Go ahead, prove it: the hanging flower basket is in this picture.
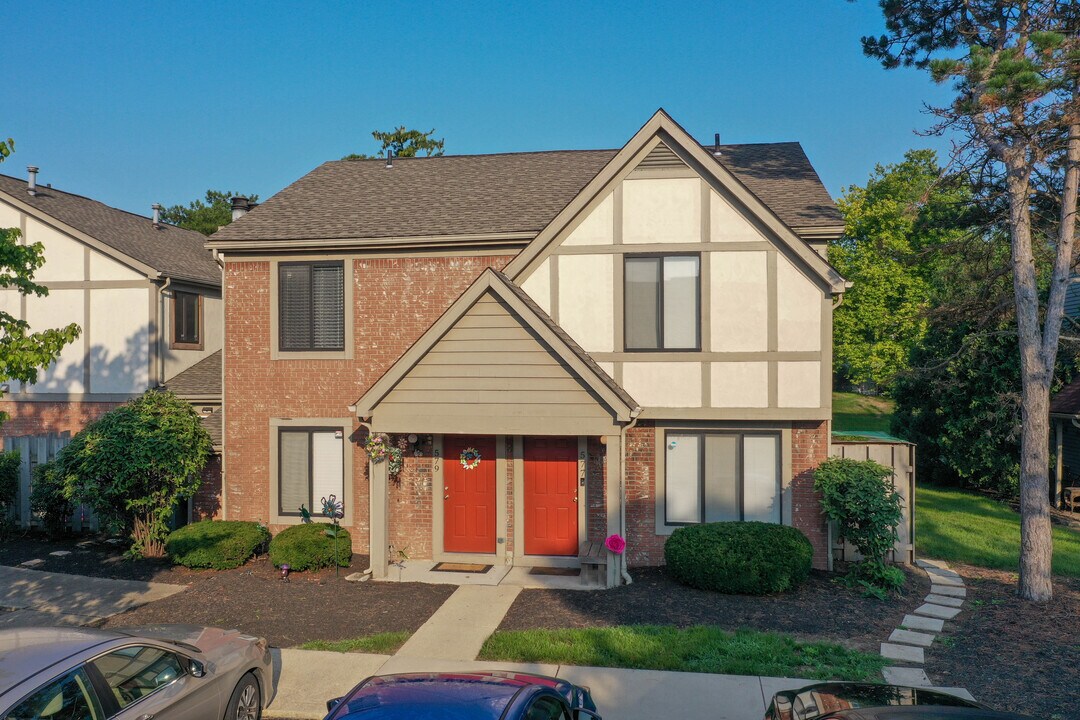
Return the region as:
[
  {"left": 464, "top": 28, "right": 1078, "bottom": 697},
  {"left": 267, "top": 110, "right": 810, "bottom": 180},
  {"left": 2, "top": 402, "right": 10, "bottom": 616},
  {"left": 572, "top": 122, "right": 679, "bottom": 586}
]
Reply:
[
  {"left": 387, "top": 447, "right": 404, "bottom": 476},
  {"left": 605, "top": 533, "right": 626, "bottom": 555},
  {"left": 364, "top": 434, "right": 389, "bottom": 463},
  {"left": 460, "top": 447, "right": 481, "bottom": 470}
]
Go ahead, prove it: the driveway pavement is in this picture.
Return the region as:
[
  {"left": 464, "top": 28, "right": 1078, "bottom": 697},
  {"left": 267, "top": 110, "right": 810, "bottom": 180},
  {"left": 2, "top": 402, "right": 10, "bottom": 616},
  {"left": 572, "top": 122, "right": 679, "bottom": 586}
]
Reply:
[{"left": 0, "top": 565, "right": 186, "bottom": 627}]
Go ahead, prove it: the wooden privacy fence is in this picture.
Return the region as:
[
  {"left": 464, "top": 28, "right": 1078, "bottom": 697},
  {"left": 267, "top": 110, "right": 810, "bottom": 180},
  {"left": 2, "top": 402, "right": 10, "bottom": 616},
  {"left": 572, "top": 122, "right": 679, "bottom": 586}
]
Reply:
[
  {"left": 829, "top": 437, "right": 915, "bottom": 565},
  {"left": 2, "top": 433, "right": 99, "bottom": 532}
]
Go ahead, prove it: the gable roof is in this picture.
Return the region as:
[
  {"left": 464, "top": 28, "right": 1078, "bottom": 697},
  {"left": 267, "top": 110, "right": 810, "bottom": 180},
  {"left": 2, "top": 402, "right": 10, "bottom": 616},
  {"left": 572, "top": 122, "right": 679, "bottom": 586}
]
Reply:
[
  {"left": 207, "top": 140, "right": 840, "bottom": 249},
  {"left": 0, "top": 174, "right": 221, "bottom": 286},
  {"left": 164, "top": 350, "right": 221, "bottom": 399},
  {"left": 353, "top": 268, "right": 639, "bottom": 423},
  {"left": 503, "top": 109, "right": 848, "bottom": 293}
]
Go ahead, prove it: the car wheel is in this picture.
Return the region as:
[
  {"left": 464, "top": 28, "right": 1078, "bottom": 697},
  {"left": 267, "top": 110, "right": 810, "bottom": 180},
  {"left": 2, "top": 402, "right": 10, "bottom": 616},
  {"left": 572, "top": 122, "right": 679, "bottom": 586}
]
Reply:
[{"left": 225, "top": 673, "right": 261, "bottom": 720}]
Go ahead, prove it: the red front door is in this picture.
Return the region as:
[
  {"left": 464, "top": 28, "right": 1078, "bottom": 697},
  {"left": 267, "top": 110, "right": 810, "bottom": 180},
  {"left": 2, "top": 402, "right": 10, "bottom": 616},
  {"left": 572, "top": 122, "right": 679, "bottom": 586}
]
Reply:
[
  {"left": 524, "top": 437, "right": 579, "bottom": 556},
  {"left": 443, "top": 435, "right": 497, "bottom": 554}
]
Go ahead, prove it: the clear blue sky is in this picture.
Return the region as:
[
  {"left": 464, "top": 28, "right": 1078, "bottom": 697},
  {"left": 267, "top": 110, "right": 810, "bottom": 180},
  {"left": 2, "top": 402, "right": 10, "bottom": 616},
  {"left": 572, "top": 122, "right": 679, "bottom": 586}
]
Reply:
[{"left": 6, "top": 1, "right": 956, "bottom": 217}]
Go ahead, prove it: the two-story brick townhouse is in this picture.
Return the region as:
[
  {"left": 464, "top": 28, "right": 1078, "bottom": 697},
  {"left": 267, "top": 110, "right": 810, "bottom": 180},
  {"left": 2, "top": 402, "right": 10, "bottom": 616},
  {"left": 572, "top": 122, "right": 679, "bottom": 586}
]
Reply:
[
  {"left": 0, "top": 170, "right": 224, "bottom": 523},
  {"left": 207, "top": 110, "right": 847, "bottom": 586}
]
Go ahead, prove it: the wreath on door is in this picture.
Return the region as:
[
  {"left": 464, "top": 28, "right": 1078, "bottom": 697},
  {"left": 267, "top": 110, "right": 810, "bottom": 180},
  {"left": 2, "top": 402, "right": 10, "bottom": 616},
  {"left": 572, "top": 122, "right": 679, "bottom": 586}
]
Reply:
[{"left": 460, "top": 447, "right": 481, "bottom": 470}]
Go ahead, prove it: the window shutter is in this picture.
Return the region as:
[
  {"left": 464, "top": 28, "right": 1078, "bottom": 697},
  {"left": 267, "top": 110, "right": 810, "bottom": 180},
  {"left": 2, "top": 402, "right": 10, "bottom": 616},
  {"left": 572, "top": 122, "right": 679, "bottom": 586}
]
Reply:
[
  {"left": 280, "top": 265, "right": 313, "bottom": 350},
  {"left": 279, "top": 431, "right": 310, "bottom": 515},
  {"left": 312, "top": 264, "right": 344, "bottom": 350}
]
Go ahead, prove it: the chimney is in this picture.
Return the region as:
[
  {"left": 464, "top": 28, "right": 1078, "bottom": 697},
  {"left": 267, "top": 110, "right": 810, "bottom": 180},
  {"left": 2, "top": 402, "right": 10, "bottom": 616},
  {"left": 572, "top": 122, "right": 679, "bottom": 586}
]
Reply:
[
  {"left": 385, "top": 149, "right": 393, "bottom": 169},
  {"left": 712, "top": 133, "right": 722, "bottom": 157},
  {"left": 27, "top": 166, "right": 39, "bottom": 195},
  {"left": 230, "top": 196, "right": 251, "bottom": 221},
  {"left": 151, "top": 203, "right": 162, "bottom": 228}
]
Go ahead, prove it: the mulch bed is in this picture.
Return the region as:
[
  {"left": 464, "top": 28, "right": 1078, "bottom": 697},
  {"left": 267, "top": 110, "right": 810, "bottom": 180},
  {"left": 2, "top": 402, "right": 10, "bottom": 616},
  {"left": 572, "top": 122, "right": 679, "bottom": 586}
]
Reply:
[
  {"left": 0, "top": 534, "right": 455, "bottom": 649},
  {"left": 497, "top": 565, "right": 930, "bottom": 654},
  {"left": 923, "top": 563, "right": 1080, "bottom": 720}
]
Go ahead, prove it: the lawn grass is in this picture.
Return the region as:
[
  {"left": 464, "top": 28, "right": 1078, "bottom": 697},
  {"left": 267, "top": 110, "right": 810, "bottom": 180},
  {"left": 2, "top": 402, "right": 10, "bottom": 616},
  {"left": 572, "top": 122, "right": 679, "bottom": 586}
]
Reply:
[
  {"left": 832, "top": 392, "right": 895, "bottom": 433},
  {"left": 296, "top": 631, "right": 411, "bottom": 654},
  {"left": 916, "top": 484, "right": 1080, "bottom": 578},
  {"left": 478, "top": 625, "right": 886, "bottom": 681}
]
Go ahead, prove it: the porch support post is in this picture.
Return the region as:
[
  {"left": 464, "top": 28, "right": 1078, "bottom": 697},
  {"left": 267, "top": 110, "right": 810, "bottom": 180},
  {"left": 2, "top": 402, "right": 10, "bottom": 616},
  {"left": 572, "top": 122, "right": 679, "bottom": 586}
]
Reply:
[
  {"left": 370, "top": 457, "right": 389, "bottom": 578},
  {"left": 1055, "top": 419, "right": 1064, "bottom": 509},
  {"left": 604, "top": 433, "right": 622, "bottom": 588}
]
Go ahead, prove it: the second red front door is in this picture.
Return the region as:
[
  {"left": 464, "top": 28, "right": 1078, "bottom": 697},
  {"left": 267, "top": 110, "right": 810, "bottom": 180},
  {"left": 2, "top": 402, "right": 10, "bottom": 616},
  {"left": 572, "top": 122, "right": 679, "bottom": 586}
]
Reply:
[
  {"left": 443, "top": 435, "right": 497, "bottom": 554},
  {"left": 524, "top": 437, "right": 579, "bottom": 556}
]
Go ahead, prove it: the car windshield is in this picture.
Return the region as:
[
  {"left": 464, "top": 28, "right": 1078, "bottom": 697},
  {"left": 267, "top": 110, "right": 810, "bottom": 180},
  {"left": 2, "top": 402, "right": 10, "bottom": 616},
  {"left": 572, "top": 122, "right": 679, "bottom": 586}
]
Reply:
[{"left": 789, "top": 686, "right": 976, "bottom": 720}]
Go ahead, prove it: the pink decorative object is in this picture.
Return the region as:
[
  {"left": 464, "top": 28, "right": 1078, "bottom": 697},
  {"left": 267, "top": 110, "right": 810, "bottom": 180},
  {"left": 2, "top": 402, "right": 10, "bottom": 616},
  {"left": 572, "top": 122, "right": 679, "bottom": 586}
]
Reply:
[{"left": 605, "top": 534, "right": 626, "bottom": 554}]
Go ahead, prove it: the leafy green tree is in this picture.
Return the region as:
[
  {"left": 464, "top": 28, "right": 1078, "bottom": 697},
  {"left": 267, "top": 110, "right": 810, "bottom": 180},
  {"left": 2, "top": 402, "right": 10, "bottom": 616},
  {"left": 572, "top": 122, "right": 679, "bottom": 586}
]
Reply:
[
  {"left": 58, "top": 390, "right": 212, "bottom": 557},
  {"left": 864, "top": 0, "right": 1080, "bottom": 601},
  {"left": 161, "top": 189, "right": 259, "bottom": 236},
  {"left": 343, "top": 126, "right": 445, "bottom": 160},
  {"left": 832, "top": 150, "right": 973, "bottom": 391},
  {"left": 0, "top": 136, "right": 81, "bottom": 422}
]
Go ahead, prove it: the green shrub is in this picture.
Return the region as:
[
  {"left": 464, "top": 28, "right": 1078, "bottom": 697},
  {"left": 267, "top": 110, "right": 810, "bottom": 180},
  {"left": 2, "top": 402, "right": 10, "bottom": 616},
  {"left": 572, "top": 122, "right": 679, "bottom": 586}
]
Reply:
[
  {"left": 269, "top": 522, "right": 352, "bottom": 571},
  {"left": 30, "top": 461, "right": 72, "bottom": 538},
  {"left": 0, "top": 450, "right": 19, "bottom": 511},
  {"left": 814, "top": 457, "right": 904, "bottom": 594},
  {"left": 663, "top": 522, "right": 813, "bottom": 594},
  {"left": 166, "top": 520, "right": 270, "bottom": 570}
]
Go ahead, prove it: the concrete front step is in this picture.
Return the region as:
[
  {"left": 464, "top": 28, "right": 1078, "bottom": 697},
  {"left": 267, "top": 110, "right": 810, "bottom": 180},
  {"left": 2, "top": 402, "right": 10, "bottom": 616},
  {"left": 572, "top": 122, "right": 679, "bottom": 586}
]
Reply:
[
  {"left": 915, "top": 603, "right": 962, "bottom": 620},
  {"left": 901, "top": 614, "right": 945, "bottom": 633},
  {"left": 883, "top": 666, "right": 932, "bottom": 686},
  {"left": 925, "top": 593, "right": 964, "bottom": 608},
  {"left": 930, "top": 584, "right": 966, "bottom": 598},
  {"left": 889, "top": 629, "right": 935, "bottom": 647},
  {"left": 881, "top": 642, "right": 925, "bottom": 663}
]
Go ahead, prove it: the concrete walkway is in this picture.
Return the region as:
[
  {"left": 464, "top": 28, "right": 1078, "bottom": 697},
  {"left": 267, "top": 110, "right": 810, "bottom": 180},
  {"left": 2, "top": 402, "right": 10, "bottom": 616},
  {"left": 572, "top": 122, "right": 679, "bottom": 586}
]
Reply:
[
  {"left": 0, "top": 566, "right": 186, "bottom": 627},
  {"left": 394, "top": 584, "right": 522, "bottom": 660}
]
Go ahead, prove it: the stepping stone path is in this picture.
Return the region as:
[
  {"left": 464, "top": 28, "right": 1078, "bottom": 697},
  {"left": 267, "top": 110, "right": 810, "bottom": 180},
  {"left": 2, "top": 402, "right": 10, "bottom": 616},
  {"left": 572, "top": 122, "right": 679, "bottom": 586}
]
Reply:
[
  {"left": 18, "top": 559, "right": 44, "bottom": 569},
  {"left": 48, "top": 551, "right": 72, "bottom": 558},
  {"left": 881, "top": 559, "right": 968, "bottom": 689}
]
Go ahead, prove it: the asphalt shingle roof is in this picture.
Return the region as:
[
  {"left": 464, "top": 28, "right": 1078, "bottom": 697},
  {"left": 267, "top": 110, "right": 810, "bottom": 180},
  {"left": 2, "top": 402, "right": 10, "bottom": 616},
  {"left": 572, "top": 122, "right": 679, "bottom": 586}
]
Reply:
[
  {"left": 164, "top": 350, "right": 221, "bottom": 398},
  {"left": 0, "top": 174, "right": 221, "bottom": 285},
  {"left": 210, "top": 143, "right": 840, "bottom": 244}
]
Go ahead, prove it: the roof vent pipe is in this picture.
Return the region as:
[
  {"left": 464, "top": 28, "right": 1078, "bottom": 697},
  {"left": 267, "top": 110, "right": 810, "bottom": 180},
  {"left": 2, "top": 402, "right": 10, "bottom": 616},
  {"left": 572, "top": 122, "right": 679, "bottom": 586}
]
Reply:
[
  {"left": 151, "top": 203, "right": 162, "bottom": 228},
  {"left": 385, "top": 149, "right": 393, "bottom": 169},
  {"left": 27, "top": 166, "right": 38, "bottom": 195},
  {"left": 712, "top": 133, "right": 722, "bottom": 157},
  {"left": 230, "top": 196, "right": 250, "bottom": 222}
]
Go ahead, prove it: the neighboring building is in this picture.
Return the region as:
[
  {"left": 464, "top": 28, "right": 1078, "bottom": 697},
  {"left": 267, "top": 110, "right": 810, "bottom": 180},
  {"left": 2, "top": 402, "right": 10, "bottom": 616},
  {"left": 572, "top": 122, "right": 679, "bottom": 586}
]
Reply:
[
  {"left": 207, "top": 110, "right": 847, "bottom": 584},
  {"left": 163, "top": 350, "right": 223, "bottom": 522},
  {"left": 0, "top": 169, "right": 223, "bottom": 523},
  {"left": 1050, "top": 277, "right": 1080, "bottom": 507}
]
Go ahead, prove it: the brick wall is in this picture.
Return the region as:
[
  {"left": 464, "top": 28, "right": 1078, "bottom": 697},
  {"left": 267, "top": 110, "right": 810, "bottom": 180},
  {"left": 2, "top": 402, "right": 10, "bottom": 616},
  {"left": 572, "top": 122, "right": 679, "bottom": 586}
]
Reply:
[
  {"left": 224, "top": 255, "right": 510, "bottom": 554},
  {"left": 624, "top": 422, "right": 663, "bottom": 567},
  {"left": 791, "top": 419, "right": 831, "bottom": 569},
  {"left": 192, "top": 454, "right": 223, "bottom": 521},
  {"left": 622, "top": 420, "right": 832, "bottom": 570},
  {"left": 0, "top": 401, "right": 121, "bottom": 445},
  {"left": 387, "top": 434, "right": 434, "bottom": 559}
]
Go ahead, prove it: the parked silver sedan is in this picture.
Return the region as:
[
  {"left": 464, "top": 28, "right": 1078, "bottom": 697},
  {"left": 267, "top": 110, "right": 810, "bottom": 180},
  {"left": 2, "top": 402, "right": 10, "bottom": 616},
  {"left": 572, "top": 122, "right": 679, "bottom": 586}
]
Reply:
[{"left": 0, "top": 625, "right": 275, "bottom": 720}]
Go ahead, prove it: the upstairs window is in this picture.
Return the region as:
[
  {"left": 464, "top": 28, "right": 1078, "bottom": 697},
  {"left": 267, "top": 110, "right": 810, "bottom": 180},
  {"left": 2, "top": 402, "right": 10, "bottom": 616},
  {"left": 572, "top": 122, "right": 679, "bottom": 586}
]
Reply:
[
  {"left": 279, "top": 261, "right": 345, "bottom": 352},
  {"left": 624, "top": 255, "right": 700, "bottom": 351},
  {"left": 172, "top": 291, "right": 201, "bottom": 348}
]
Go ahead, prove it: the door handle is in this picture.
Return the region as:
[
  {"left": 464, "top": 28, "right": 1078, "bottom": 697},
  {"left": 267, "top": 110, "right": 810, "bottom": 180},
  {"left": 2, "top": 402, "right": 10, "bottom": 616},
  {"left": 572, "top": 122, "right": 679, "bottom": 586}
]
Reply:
[{"left": 573, "top": 495, "right": 578, "bottom": 504}]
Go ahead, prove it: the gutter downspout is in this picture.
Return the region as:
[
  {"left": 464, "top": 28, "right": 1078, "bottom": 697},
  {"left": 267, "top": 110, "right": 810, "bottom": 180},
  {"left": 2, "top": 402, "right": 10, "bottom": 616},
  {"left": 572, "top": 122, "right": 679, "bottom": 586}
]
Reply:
[
  {"left": 355, "top": 413, "right": 375, "bottom": 575},
  {"left": 156, "top": 276, "right": 172, "bottom": 386},
  {"left": 619, "top": 407, "right": 643, "bottom": 586}
]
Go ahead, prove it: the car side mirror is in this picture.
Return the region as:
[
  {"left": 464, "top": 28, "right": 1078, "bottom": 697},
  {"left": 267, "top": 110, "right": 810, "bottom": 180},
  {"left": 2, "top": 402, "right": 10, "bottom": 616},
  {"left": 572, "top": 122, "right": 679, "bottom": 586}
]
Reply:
[
  {"left": 188, "top": 659, "right": 206, "bottom": 678},
  {"left": 327, "top": 697, "right": 344, "bottom": 713}
]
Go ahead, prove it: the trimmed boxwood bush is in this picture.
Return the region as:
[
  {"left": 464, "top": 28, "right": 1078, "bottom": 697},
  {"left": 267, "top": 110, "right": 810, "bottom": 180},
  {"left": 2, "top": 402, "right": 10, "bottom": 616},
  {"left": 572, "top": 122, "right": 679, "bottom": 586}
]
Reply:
[
  {"left": 664, "top": 521, "right": 813, "bottom": 595},
  {"left": 166, "top": 520, "right": 270, "bottom": 570},
  {"left": 269, "top": 522, "right": 352, "bottom": 571}
]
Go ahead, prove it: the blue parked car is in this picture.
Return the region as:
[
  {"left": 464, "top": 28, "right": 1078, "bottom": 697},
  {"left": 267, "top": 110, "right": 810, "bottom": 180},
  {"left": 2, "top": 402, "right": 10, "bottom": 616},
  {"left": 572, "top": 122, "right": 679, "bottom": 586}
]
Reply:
[{"left": 323, "top": 672, "right": 600, "bottom": 720}]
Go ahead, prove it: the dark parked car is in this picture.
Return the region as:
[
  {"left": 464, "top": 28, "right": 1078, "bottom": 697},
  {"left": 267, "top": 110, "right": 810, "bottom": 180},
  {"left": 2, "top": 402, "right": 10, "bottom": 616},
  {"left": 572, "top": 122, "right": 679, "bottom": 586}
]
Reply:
[
  {"left": 765, "top": 683, "right": 1030, "bottom": 720},
  {"left": 323, "top": 671, "right": 600, "bottom": 720},
  {"left": 0, "top": 625, "right": 275, "bottom": 720}
]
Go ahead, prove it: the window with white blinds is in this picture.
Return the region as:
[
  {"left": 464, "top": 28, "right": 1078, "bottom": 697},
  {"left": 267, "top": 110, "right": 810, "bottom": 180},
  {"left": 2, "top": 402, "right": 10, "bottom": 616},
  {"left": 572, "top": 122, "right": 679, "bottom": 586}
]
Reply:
[
  {"left": 279, "top": 262, "right": 345, "bottom": 351},
  {"left": 624, "top": 255, "right": 700, "bottom": 351},
  {"left": 278, "top": 428, "right": 344, "bottom": 516},
  {"left": 664, "top": 432, "right": 780, "bottom": 525}
]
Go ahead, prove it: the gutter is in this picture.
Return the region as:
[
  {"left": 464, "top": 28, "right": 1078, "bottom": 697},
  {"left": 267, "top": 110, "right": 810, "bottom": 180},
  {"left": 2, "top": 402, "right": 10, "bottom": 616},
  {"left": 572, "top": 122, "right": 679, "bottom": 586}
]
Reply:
[
  {"left": 156, "top": 276, "right": 172, "bottom": 386},
  {"left": 618, "top": 407, "right": 643, "bottom": 585}
]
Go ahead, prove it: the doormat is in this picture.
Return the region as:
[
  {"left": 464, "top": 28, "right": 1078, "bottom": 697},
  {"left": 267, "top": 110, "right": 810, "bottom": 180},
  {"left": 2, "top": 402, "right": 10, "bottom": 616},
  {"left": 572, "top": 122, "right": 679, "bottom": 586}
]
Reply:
[
  {"left": 431, "top": 562, "right": 492, "bottom": 573},
  {"left": 529, "top": 567, "right": 580, "bottom": 577}
]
